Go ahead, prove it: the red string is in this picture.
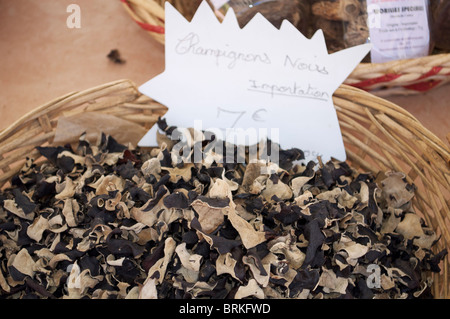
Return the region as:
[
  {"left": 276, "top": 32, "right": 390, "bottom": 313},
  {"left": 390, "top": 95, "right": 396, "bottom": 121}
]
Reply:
[
  {"left": 402, "top": 80, "right": 443, "bottom": 92},
  {"left": 350, "top": 73, "right": 402, "bottom": 91},
  {"left": 135, "top": 20, "right": 165, "bottom": 34},
  {"left": 402, "top": 66, "right": 444, "bottom": 92},
  {"left": 350, "top": 66, "right": 447, "bottom": 93},
  {"left": 121, "top": 0, "right": 165, "bottom": 34}
]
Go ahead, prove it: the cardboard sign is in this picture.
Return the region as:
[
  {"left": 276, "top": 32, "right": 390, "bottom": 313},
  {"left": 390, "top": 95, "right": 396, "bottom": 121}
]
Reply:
[{"left": 139, "top": 1, "right": 371, "bottom": 163}]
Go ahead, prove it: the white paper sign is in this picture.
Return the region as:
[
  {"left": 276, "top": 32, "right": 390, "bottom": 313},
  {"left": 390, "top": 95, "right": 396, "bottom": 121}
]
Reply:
[
  {"left": 367, "top": 0, "right": 430, "bottom": 63},
  {"left": 139, "top": 1, "right": 371, "bottom": 163}
]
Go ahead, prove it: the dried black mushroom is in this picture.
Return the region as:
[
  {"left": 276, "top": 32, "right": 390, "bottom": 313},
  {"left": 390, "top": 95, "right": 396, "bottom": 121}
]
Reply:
[
  {"left": 0, "top": 127, "right": 446, "bottom": 299},
  {"left": 107, "top": 49, "right": 126, "bottom": 65}
]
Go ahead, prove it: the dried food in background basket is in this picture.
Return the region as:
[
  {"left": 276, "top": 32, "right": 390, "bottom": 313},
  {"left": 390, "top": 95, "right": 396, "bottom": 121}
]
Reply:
[
  {"left": 215, "top": 0, "right": 368, "bottom": 58},
  {"left": 213, "top": 0, "right": 312, "bottom": 36},
  {"left": 430, "top": 0, "right": 450, "bottom": 51},
  {"left": 309, "top": 0, "right": 368, "bottom": 54},
  {"left": 0, "top": 123, "right": 446, "bottom": 299},
  {"left": 175, "top": 0, "right": 213, "bottom": 21}
]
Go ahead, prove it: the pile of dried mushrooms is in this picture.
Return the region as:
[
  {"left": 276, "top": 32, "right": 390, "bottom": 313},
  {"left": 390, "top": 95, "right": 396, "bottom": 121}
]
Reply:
[{"left": 0, "top": 121, "right": 446, "bottom": 299}]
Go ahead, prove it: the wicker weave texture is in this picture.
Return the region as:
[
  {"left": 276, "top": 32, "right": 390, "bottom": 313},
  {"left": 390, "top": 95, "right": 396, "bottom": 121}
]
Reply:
[
  {"left": 0, "top": 79, "right": 448, "bottom": 297},
  {"left": 0, "top": 79, "right": 167, "bottom": 188},
  {"left": 121, "top": 0, "right": 450, "bottom": 96}
]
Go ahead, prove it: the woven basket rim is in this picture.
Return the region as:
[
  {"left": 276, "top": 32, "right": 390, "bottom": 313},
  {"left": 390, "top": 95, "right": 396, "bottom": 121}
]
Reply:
[{"left": 0, "top": 79, "right": 135, "bottom": 142}]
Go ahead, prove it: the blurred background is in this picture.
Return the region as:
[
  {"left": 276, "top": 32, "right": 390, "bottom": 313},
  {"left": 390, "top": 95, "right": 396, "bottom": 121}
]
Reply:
[{"left": 0, "top": 0, "right": 448, "bottom": 143}]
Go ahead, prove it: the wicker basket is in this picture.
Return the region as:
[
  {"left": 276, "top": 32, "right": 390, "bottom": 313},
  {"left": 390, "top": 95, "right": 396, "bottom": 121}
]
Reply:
[
  {"left": 0, "top": 79, "right": 449, "bottom": 298},
  {"left": 121, "top": 0, "right": 450, "bottom": 97},
  {"left": 0, "top": 79, "right": 167, "bottom": 188}
]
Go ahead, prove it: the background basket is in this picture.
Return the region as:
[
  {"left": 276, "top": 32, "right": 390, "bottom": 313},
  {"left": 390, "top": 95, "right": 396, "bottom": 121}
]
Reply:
[
  {"left": 0, "top": 79, "right": 448, "bottom": 298},
  {"left": 120, "top": 0, "right": 450, "bottom": 97}
]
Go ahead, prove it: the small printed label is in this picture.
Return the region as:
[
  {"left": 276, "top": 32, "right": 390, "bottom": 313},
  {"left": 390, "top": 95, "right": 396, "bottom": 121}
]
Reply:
[
  {"left": 367, "top": 0, "right": 430, "bottom": 63},
  {"left": 138, "top": 1, "right": 371, "bottom": 163}
]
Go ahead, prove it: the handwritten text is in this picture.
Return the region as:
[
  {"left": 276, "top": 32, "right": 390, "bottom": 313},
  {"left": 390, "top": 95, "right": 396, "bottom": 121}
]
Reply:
[
  {"left": 175, "top": 32, "right": 271, "bottom": 69},
  {"left": 248, "top": 79, "right": 330, "bottom": 101}
]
